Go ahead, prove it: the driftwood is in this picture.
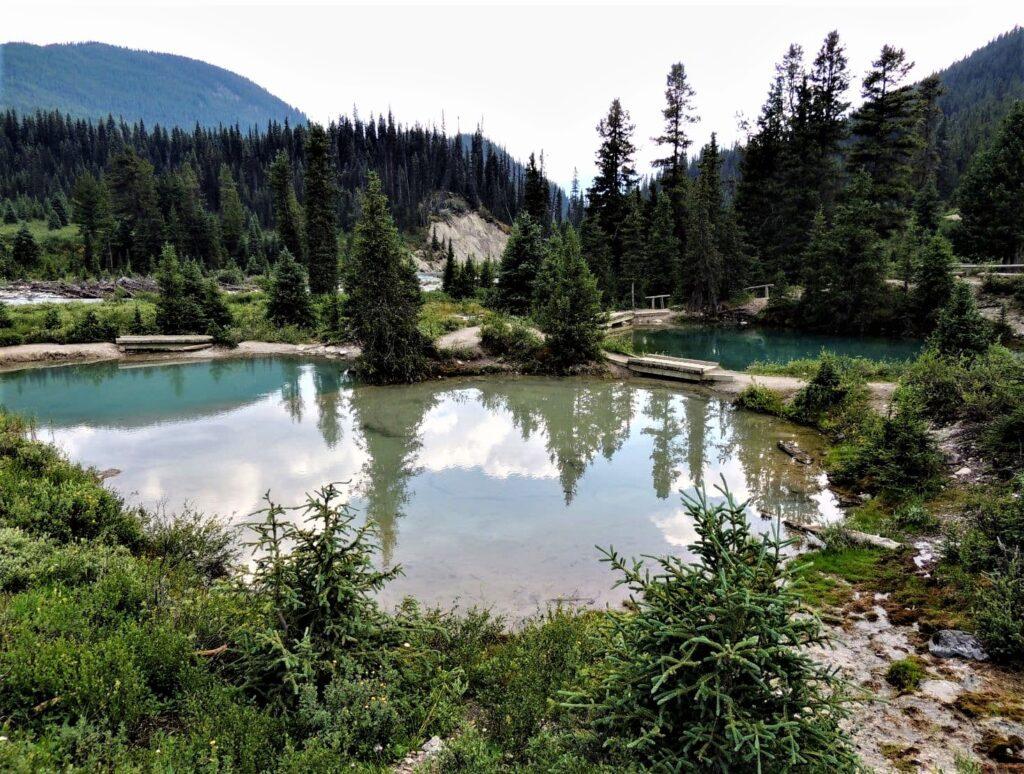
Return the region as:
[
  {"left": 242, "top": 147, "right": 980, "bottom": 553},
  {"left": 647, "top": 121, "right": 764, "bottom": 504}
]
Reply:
[
  {"left": 95, "top": 468, "right": 121, "bottom": 482},
  {"left": 777, "top": 440, "right": 813, "bottom": 465},
  {"left": 783, "top": 519, "right": 903, "bottom": 550},
  {"left": 195, "top": 644, "right": 228, "bottom": 658}
]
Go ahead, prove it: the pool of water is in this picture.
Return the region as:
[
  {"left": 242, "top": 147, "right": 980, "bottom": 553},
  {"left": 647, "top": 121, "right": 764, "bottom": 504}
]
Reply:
[
  {"left": 0, "top": 357, "right": 840, "bottom": 616},
  {"left": 630, "top": 325, "right": 923, "bottom": 371}
]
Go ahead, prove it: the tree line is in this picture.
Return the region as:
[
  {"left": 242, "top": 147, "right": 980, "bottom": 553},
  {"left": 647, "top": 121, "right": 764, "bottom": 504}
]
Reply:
[
  {"left": 557, "top": 31, "right": 1023, "bottom": 335},
  {"left": 0, "top": 109, "right": 559, "bottom": 273}
]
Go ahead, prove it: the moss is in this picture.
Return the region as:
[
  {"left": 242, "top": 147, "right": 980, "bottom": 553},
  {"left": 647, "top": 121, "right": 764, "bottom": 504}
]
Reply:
[
  {"left": 884, "top": 656, "right": 927, "bottom": 692},
  {"left": 734, "top": 384, "right": 787, "bottom": 416},
  {"left": 955, "top": 689, "right": 1024, "bottom": 722}
]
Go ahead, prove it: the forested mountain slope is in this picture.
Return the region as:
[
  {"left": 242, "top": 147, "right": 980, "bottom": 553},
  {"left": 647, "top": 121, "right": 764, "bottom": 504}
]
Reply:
[
  {"left": 0, "top": 42, "right": 308, "bottom": 129},
  {"left": 931, "top": 27, "right": 1024, "bottom": 194}
]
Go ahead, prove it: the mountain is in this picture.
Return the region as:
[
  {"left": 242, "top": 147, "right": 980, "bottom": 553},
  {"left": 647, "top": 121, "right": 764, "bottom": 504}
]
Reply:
[
  {"left": 0, "top": 42, "right": 308, "bottom": 129},
  {"left": 932, "top": 27, "right": 1024, "bottom": 194}
]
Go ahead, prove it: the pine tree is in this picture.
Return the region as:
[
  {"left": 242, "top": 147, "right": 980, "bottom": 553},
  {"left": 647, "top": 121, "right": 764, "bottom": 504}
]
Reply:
[
  {"left": 797, "top": 208, "right": 839, "bottom": 329},
  {"left": 523, "top": 152, "right": 549, "bottom": 226},
  {"left": 105, "top": 150, "right": 163, "bottom": 272},
  {"left": 2, "top": 202, "right": 16, "bottom": 224},
  {"left": 849, "top": 45, "right": 920, "bottom": 237},
  {"left": 828, "top": 171, "right": 887, "bottom": 332},
  {"left": 647, "top": 190, "right": 680, "bottom": 298},
  {"left": 652, "top": 61, "right": 698, "bottom": 246},
  {"left": 441, "top": 240, "right": 457, "bottom": 294},
  {"left": 587, "top": 99, "right": 638, "bottom": 285},
  {"left": 534, "top": 226, "right": 603, "bottom": 371},
  {"left": 452, "top": 257, "right": 478, "bottom": 299},
  {"left": 478, "top": 256, "right": 494, "bottom": 289},
  {"left": 344, "top": 173, "right": 426, "bottom": 383},
  {"left": 71, "top": 172, "right": 112, "bottom": 275},
  {"left": 580, "top": 217, "right": 615, "bottom": 305},
  {"left": 913, "top": 234, "right": 957, "bottom": 333},
  {"left": 955, "top": 101, "right": 1024, "bottom": 263},
  {"left": 269, "top": 150, "right": 304, "bottom": 263},
  {"left": 267, "top": 248, "right": 313, "bottom": 328},
  {"left": 218, "top": 165, "right": 247, "bottom": 262},
  {"left": 430, "top": 227, "right": 439, "bottom": 252},
  {"left": 931, "top": 282, "right": 994, "bottom": 358},
  {"left": 619, "top": 190, "right": 649, "bottom": 305},
  {"left": 304, "top": 124, "right": 339, "bottom": 295},
  {"left": 684, "top": 135, "right": 725, "bottom": 313},
  {"left": 496, "top": 213, "right": 547, "bottom": 314},
  {"left": 11, "top": 224, "right": 40, "bottom": 269}
]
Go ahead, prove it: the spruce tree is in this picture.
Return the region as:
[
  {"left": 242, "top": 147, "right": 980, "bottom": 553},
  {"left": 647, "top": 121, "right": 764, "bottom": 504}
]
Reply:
[
  {"left": 647, "top": 190, "right": 680, "bottom": 299},
  {"left": 580, "top": 217, "right": 615, "bottom": 305},
  {"left": 619, "top": 190, "right": 649, "bottom": 305},
  {"left": 269, "top": 150, "right": 304, "bottom": 263},
  {"left": 105, "top": 150, "right": 163, "bottom": 272},
  {"left": 442, "top": 240, "right": 456, "bottom": 294},
  {"left": 587, "top": 99, "right": 638, "bottom": 286},
  {"left": 2, "top": 202, "right": 16, "bottom": 224},
  {"left": 344, "top": 173, "right": 426, "bottom": 384},
  {"left": 478, "top": 256, "right": 495, "bottom": 289},
  {"left": 267, "top": 248, "right": 313, "bottom": 328},
  {"left": 913, "top": 233, "right": 956, "bottom": 332},
  {"left": 303, "top": 124, "right": 339, "bottom": 295},
  {"left": 828, "top": 171, "right": 887, "bottom": 331},
  {"left": 534, "top": 226, "right": 603, "bottom": 371},
  {"left": 931, "top": 282, "right": 994, "bottom": 358},
  {"left": 955, "top": 101, "right": 1024, "bottom": 263},
  {"left": 453, "top": 258, "right": 478, "bottom": 299},
  {"left": 11, "top": 225, "right": 40, "bottom": 269},
  {"left": 798, "top": 209, "right": 839, "bottom": 328},
  {"left": 496, "top": 213, "right": 547, "bottom": 314},
  {"left": 849, "top": 46, "right": 920, "bottom": 237},
  {"left": 684, "top": 136, "right": 725, "bottom": 313},
  {"left": 72, "top": 172, "right": 112, "bottom": 275},
  {"left": 218, "top": 165, "right": 247, "bottom": 262},
  {"left": 522, "top": 152, "right": 549, "bottom": 226}
]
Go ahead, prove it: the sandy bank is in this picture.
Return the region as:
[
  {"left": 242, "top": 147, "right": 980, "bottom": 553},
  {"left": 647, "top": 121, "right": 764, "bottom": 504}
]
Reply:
[{"left": 0, "top": 340, "right": 360, "bottom": 372}]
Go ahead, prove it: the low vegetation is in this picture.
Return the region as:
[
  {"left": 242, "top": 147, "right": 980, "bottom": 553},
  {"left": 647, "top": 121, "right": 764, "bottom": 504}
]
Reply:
[{"left": 0, "top": 411, "right": 860, "bottom": 771}]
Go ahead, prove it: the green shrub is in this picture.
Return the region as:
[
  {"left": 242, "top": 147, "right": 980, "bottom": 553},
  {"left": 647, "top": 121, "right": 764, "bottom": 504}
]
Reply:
[
  {"left": 734, "top": 383, "right": 787, "bottom": 416},
  {"left": 66, "top": 309, "right": 117, "bottom": 343},
  {"left": 788, "top": 354, "right": 866, "bottom": 433},
  {"left": 975, "top": 554, "right": 1024, "bottom": 663},
  {"left": 0, "top": 329, "right": 24, "bottom": 346},
  {"left": 432, "top": 725, "right": 503, "bottom": 772},
  {"left": 952, "top": 477, "right": 1024, "bottom": 573},
  {"left": 0, "top": 300, "right": 13, "bottom": 327},
  {"left": 480, "top": 314, "right": 542, "bottom": 363},
  {"left": 140, "top": 507, "right": 237, "bottom": 581},
  {"left": 885, "top": 656, "right": 927, "bottom": 691},
  {"left": 42, "top": 306, "right": 61, "bottom": 330},
  {"left": 0, "top": 527, "right": 132, "bottom": 592},
  {"left": 563, "top": 487, "right": 858, "bottom": 772},
  {"left": 832, "top": 391, "right": 944, "bottom": 498}
]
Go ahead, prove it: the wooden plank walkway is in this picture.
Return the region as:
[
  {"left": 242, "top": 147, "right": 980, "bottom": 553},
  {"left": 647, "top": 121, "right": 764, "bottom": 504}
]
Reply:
[
  {"left": 614, "top": 352, "right": 733, "bottom": 383},
  {"left": 116, "top": 335, "right": 214, "bottom": 353}
]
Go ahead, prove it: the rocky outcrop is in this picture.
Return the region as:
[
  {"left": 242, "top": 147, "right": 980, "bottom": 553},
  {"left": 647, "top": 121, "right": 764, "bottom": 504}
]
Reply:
[{"left": 415, "top": 196, "right": 510, "bottom": 272}]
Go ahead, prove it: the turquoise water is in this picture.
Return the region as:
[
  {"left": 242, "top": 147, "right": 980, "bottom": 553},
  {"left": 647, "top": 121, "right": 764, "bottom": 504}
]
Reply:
[
  {"left": 1, "top": 358, "right": 840, "bottom": 616},
  {"left": 631, "top": 325, "right": 923, "bottom": 371}
]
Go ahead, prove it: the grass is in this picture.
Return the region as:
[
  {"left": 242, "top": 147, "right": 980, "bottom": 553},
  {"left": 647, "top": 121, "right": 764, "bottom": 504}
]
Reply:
[
  {"left": 0, "top": 218, "right": 80, "bottom": 242},
  {"left": 884, "top": 656, "right": 927, "bottom": 691},
  {"left": 418, "top": 295, "right": 486, "bottom": 341},
  {"left": 791, "top": 546, "right": 885, "bottom": 609},
  {"left": 747, "top": 353, "right": 911, "bottom": 382}
]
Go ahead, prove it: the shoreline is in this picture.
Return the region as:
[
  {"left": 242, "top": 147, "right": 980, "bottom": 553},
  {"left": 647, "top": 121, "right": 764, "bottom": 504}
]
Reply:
[{"left": 0, "top": 339, "right": 897, "bottom": 411}]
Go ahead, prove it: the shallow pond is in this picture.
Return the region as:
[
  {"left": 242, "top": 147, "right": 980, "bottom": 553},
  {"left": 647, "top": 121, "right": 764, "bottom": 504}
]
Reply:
[
  {"left": 1, "top": 358, "right": 840, "bottom": 616},
  {"left": 631, "top": 324, "right": 922, "bottom": 371}
]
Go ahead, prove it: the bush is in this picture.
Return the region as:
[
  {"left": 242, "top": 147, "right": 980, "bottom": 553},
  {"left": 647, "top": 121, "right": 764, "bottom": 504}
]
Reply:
[
  {"left": 930, "top": 283, "right": 994, "bottom": 359},
  {"left": 480, "top": 314, "right": 542, "bottom": 363},
  {"left": 0, "top": 300, "right": 13, "bottom": 327},
  {"left": 66, "top": 309, "right": 117, "bottom": 343},
  {"left": 0, "top": 329, "right": 25, "bottom": 346},
  {"left": 734, "top": 383, "right": 787, "bottom": 416},
  {"left": 266, "top": 249, "right": 313, "bottom": 328},
  {"left": 788, "top": 354, "right": 862, "bottom": 430},
  {"left": 832, "top": 391, "right": 945, "bottom": 499},
  {"left": 563, "top": 487, "right": 858, "bottom": 772},
  {"left": 885, "top": 656, "right": 927, "bottom": 691},
  {"left": 975, "top": 555, "right": 1024, "bottom": 663}
]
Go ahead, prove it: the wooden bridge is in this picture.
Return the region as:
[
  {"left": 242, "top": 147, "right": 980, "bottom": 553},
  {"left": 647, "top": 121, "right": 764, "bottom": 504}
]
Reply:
[
  {"left": 605, "top": 351, "right": 733, "bottom": 383},
  {"left": 955, "top": 263, "right": 1024, "bottom": 276},
  {"left": 116, "top": 335, "right": 214, "bottom": 353}
]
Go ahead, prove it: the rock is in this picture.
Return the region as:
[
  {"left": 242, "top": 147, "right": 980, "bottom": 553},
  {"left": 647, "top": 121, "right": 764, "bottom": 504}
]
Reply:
[
  {"left": 955, "top": 466, "right": 972, "bottom": 477},
  {"left": 422, "top": 735, "right": 443, "bottom": 755},
  {"left": 919, "top": 679, "right": 963, "bottom": 704},
  {"left": 929, "top": 630, "right": 989, "bottom": 662}
]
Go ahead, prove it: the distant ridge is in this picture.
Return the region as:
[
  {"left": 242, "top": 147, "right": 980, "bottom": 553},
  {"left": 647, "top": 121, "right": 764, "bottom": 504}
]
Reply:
[{"left": 0, "top": 41, "right": 308, "bottom": 129}]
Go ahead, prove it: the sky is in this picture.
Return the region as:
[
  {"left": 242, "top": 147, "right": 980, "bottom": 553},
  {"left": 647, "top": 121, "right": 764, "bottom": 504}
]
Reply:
[{"left": 4, "top": 1, "right": 1021, "bottom": 189}]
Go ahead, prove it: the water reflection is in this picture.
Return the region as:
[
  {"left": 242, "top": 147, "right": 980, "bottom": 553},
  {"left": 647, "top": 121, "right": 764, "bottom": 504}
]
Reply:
[
  {"left": 0, "top": 359, "right": 841, "bottom": 616},
  {"left": 632, "top": 324, "right": 923, "bottom": 371}
]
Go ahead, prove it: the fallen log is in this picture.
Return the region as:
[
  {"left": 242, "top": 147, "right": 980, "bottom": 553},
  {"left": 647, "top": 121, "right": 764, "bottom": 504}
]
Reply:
[
  {"left": 782, "top": 519, "right": 903, "bottom": 551},
  {"left": 777, "top": 440, "right": 812, "bottom": 465}
]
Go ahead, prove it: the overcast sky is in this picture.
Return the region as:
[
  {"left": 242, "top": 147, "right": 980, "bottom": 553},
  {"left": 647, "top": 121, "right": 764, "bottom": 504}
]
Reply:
[{"left": 5, "top": 1, "right": 1021, "bottom": 188}]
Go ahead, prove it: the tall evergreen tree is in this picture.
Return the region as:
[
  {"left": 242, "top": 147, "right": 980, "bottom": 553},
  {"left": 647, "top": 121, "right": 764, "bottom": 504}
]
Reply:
[
  {"left": 954, "top": 101, "right": 1024, "bottom": 263},
  {"left": 266, "top": 248, "right": 313, "bottom": 328},
  {"left": 71, "top": 172, "right": 112, "bottom": 275},
  {"left": 912, "top": 233, "right": 957, "bottom": 332},
  {"left": 106, "top": 150, "right": 163, "bottom": 272},
  {"left": 344, "top": 173, "right": 425, "bottom": 384},
  {"left": 269, "top": 150, "right": 304, "bottom": 263},
  {"left": 534, "top": 226, "right": 603, "bottom": 371},
  {"left": 441, "top": 240, "right": 456, "bottom": 294},
  {"left": 218, "top": 165, "right": 247, "bottom": 262},
  {"left": 496, "top": 213, "right": 547, "bottom": 314},
  {"left": 587, "top": 99, "right": 637, "bottom": 288},
  {"left": 849, "top": 45, "right": 920, "bottom": 237},
  {"left": 684, "top": 135, "right": 725, "bottom": 313},
  {"left": 522, "top": 152, "right": 549, "bottom": 226},
  {"left": 11, "top": 224, "right": 40, "bottom": 269},
  {"left": 304, "top": 124, "right": 339, "bottom": 295},
  {"left": 619, "top": 191, "right": 649, "bottom": 305},
  {"left": 647, "top": 190, "right": 681, "bottom": 298}
]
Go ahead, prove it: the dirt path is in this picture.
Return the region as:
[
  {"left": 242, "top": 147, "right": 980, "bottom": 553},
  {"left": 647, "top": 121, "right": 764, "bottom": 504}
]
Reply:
[{"left": 435, "top": 325, "right": 483, "bottom": 353}]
